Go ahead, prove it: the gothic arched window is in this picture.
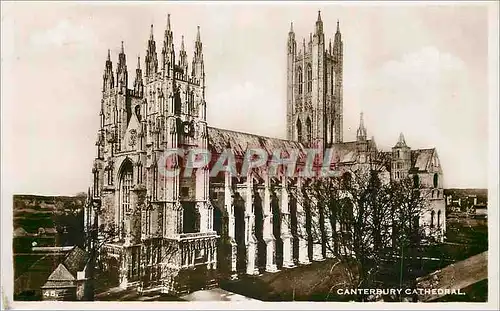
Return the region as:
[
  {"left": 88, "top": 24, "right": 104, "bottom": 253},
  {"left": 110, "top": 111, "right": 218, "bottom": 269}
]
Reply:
[
  {"left": 430, "top": 210, "right": 435, "bottom": 228},
  {"left": 174, "top": 90, "right": 182, "bottom": 115},
  {"left": 296, "top": 118, "right": 302, "bottom": 142},
  {"left": 433, "top": 173, "right": 439, "bottom": 188},
  {"left": 188, "top": 91, "right": 194, "bottom": 114},
  {"left": 306, "top": 116, "right": 312, "bottom": 143},
  {"left": 183, "top": 203, "right": 200, "bottom": 233},
  {"left": 297, "top": 67, "right": 303, "bottom": 95},
  {"left": 330, "top": 121, "right": 335, "bottom": 144},
  {"left": 135, "top": 105, "right": 141, "bottom": 122},
  {"left": 331, "top": 66, "right": 335, "bottom": 95},
  {"left": 307, "top": 64, "right": 312, "bottom": 93},
  {"left": 437, "top": 210, "right": 442, "bottom": 228},
  {"left": 119, "top": 161, "right": 133, "bottom": 238}
]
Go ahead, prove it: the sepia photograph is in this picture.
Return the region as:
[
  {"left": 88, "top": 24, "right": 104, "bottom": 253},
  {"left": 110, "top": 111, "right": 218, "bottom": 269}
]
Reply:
[{"left": 1, "top": 1, "right": 498, "bottom": 309}]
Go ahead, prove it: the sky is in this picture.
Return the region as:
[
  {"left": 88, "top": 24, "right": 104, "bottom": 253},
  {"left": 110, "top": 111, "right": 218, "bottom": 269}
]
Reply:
[{"left": 1, "top": 1, "right": 495, "bottom": 196}]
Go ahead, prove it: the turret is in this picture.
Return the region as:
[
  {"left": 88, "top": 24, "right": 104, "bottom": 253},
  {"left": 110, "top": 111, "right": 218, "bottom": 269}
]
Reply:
[
  {"left": 285, "top": 21, "right": 296, "bottom": 141},
  {"left": 315, "top": 10, "right": 323, "bottom": 35},
  {"left": 145, "top": 24, "right": 158, "bottom": 79},
  {"left": 134, "top": 56, "right": 144, "bottom": 97},
  {"left": 392, "top": 132, "right": 411, "bottom": 180},
  {"left": 179, "top": 35, "right": 188, "bottom": 76},
  {"left": 334, "top": 19, "right": 343, "bottom": 59},
  {"left": 102, "top": 49, "right": 114, "bottom": 93},
  {"left": 356, "top": 112, "right": 367, "bottom": 141},
  {"left": 287, "top": 22, "right": 296, "bottom": 55},
  {"left": 162, "top": 14, "right": 174, "bottom": 75},
  {"left": 192, "top": 26, "right": 204, "bottom": 82},
  {"left": 116, "top": 41, "right": 128, "bottom": 93}
]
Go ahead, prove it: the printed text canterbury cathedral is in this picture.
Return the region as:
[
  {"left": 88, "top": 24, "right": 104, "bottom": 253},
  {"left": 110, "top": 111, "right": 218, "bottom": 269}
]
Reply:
[{"left": 84, "top": 12, "right": 446, "bottom": 294}]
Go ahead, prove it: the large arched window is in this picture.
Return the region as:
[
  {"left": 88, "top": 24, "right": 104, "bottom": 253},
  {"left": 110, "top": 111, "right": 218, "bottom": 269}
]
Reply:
[
  {"left": 306, "top": 64, "right": 312, "bottom": 93},
  {"left": 119, "top": 161, "right": 133, "bottom": 238},
  {"left": 430, "top": 210, "right": 435, "bottom": 228},
  {"left": 297, "top": 67, "right": 303, "bottom": 95},
  {"left": 437, "top": 210, "right": 442, "bottom": 228},
  {"left": 296, "top": 118, "right": 302, "bottom": 142},
  {"left": 306, "top": 116, "right": 312, "bottom": 143},
  {"left": 433, "top": 173, "right": 439, "bottom": 188}
]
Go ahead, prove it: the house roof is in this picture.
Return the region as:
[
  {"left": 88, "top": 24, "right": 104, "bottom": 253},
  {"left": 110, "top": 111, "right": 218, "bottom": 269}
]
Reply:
[
  {"left": 15, "top": 246, "right": 88, "bottom": 294},
  {"left": 329, "top": 140, "right": 377, "bottom": 164},
  {"left": 63, "top": 246, "right": 89, "bottom": 276},
  {"left": 411, "top": 148, "right": 435, "bottom": 172},
  {"left": 15, "top": 253, "right": 66, "bottom": 294},
  {"left": 44, "top": 227, "right": 57, "bottom": 234},
  {"left": 13, "top": 227, "right": 28, "bottom": 237},
  {"left": 46, "top": 263, "right": 75, "bottom": 281},
  {"left": 42, "top": 263, "right": 76, "bottom": 289}
]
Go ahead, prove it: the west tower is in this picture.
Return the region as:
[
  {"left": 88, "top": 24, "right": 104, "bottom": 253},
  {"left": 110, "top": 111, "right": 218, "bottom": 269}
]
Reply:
[{"left": 286, "top": 12, "right": 344, "bottom": 148}]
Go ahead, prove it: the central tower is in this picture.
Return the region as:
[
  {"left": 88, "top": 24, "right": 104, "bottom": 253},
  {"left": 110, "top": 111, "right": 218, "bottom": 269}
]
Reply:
[{"left": 286, "top": 11, "right": 344, "bottom": 148}]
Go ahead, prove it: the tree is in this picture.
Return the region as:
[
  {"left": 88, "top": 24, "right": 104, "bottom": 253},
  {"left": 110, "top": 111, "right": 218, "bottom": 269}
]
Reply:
[{"left": 288, "top": 151, "right": 433, "bottom": 301}]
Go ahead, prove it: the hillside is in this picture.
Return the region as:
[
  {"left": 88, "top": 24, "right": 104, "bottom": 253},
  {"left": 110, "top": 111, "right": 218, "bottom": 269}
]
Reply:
[
  {"left": 13, "top": 194, "right": 86, "bottom": 251},
  {"left": 13, "top": 194, "right": 86, "bottom": 233}
]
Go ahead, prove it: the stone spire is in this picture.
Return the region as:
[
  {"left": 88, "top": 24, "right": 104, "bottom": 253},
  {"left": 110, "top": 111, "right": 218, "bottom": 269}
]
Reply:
[
  {"left": 335, "top": 19, "right": 342, "bottom": 43},
  {"left": 162, "top": 14, "right": 174, "bottom": 73},
  {"left": 287, "top": 21, "right": 296, "bottom": 55},
  {"left": 116, "top": 41, "right": 128, "bottom": 91},
  {"left": 179, "top": 35, "right": 187, "bottom": 70},
  {"left": 192, "top": 26, "right": 204, "bottom": 80},
  {"left": 315, "top": 10, "right": 323, "bottom": 35},
  {"left": 356, "top": 112, "right": 367, "bottom": 141},
  {"left": 194, "top": 26, "right": 203, "bottom": 60},
  {"left": 134, "top": 55, "right": 143, "bottom": 97},
  {"left": 103, "top": 49, "right": 114, "bottom": 92},
  {"left": 395, "top": 132, "right": 407, "bottom": 148},
  {"left": 145, "top": 24, "right": 158, "bottom": 78}
]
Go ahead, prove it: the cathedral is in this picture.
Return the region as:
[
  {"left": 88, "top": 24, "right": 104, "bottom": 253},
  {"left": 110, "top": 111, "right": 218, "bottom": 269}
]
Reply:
[{"left": 84, "top": 12, "right": 446, "bottom": 295}]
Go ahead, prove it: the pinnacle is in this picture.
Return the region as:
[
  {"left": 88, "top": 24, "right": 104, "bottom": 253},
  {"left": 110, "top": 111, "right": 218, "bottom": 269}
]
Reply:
[
  {"left": 181, "top": 35, "right": 185, "bottom": 50},
  {"left": 196, "top": 26, "right": 201, "bottom": 42},
  {"left": 167, "top": 13, "right": 171, "bottom": 30},
  {"left": 399, "top": 132, "right": 406, "bottom": 144},
  {"left": 121, "top": 41, "right": 124, "bottom": 54},
  {"left": 317, "top": 10, "right": 322, "bottom": 22},
  {"left": 150, "top": 24, "right": 154, "bottom": 39},
  {"left": 137, "top": 55, "right": 140, "bottom": 69},
  {"left": 290, "top": 21, "right": 294, "bottom": 33},
  {"left": 107, "top": 49, "right": 110, "bottom": 61}
]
